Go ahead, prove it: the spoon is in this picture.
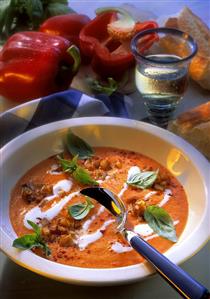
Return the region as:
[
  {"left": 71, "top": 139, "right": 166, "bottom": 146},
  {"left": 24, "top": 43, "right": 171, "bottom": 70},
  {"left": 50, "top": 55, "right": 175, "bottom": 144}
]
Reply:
[{"left": 80, "top": 187, "right": 210, "bottom": 299}]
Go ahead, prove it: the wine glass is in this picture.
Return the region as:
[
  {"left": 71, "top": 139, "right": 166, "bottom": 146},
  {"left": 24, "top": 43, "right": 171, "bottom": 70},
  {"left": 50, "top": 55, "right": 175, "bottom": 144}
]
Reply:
[{"left": 131, "top": 27, "right": 197, "bottom": 128}]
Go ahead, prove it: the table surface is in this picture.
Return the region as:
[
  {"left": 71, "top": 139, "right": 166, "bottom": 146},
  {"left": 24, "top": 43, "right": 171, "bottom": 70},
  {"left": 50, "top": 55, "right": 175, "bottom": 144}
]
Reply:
[{"left": 0, "top": 1, "right": 210, "bottom": 298}]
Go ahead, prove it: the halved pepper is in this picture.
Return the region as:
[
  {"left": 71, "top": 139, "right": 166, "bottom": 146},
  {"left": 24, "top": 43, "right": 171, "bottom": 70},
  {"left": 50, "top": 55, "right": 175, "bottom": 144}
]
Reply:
[
  {"left": 0, "top": 31, "right": 80, "bottom": 102},
  {"left": 39, "top": 14, "right": 91, "bottom": 47},
  {"left": 79, "top": 9, "right": 158, "bottom": 78}
]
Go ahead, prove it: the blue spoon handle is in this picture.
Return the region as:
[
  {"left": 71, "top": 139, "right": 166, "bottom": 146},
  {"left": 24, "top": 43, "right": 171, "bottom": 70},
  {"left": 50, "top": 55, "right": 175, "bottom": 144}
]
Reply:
[{"left": 124, "top": 230, "right": 210, "bottom": 299}]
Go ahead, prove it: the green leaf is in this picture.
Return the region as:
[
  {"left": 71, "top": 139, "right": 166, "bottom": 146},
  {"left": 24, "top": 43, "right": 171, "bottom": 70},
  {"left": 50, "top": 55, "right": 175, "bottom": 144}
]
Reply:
[
  {"left": 27, "top": 220, "right": 41, "bottom": 236},
  {"left": 73, "top": 166, "right": 99, "bottom": 186},
  {"left": 40, "top": 242, "right": 51, "bottom": 256},
  {"left": 25, "top": 0, "right": 43, "bottom": 28},
  {"left": 47, "top": 0, "right": 69, "bottom": 4},
  {"left": 68, "top": 197, "right": 94, "bottom": 220},
  {"left": 66, "top": 131, "right": 94, "bottom": 160},
  {"left": 0, "top": 0, "right": 75, "bottom": 41},
  {"left": 12, "top": 234, "right": 38, "bottom": 250},
  {"left": 86, "top": 77, "right": 118, "bottom": 96},
  {"left": 0, "top": 0, "right": 10, "bottom": 10},
  {"left": 57, "top": 155, "right": 98, "bottom": 186},
  {"left": 57, "top": 155, "right": 78, "bottom": 173},
  {"left": 127, "top": 168, "right": 158, "bottom": 189},
  {"left": 46, "top": 2, "right": 73, "bottom": 16},
  {"left": 12, "top": 220, "right": 51, "bottom": 255},
  {"left": 0, "top": 1, "right": 10, "bottom": 31},
  {"left": 25, "top": 0, "right": 43, "bottom": 19},
  {"left": 144, "top": 205, "right": 177, "bottom": 242},
  {"left": 1, "top": 4, "right": 15, "bottom": 37}
]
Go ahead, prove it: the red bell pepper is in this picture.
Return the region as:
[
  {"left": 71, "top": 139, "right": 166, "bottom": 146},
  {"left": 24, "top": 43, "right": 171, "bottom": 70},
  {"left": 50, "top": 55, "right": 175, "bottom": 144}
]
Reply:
[
  {"left": 79, "top": 10, "right": 158, "bottom": 78},
  {"left": 39, "top": 14, "right": 91, "bottom": 47},
  {"left": 0, "top": 31, "right": 80, "bottom": 102},
  {"left": 79, "top": 12, "right": 117, "bottom": 58}
]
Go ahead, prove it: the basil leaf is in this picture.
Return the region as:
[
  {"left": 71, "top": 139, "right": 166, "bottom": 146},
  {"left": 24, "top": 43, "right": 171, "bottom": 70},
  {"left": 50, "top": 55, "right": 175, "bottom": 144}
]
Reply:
[
  {"left": 12, "top": 220, "right": 51, "bottom": 255},
  {"left": 12, "top": 234, "right": 38, "bottom": 250},
  {"left": 127, "top": 169, "right": 158, "bottom": 189},
  {"left": 0, "top": 0, "right": 74, "bottom": 42},
  {"left": 46, "top": 2, "right": 74, "bottom": 16},
  {"left": 68, "top": 197, "right": 94, "bottom": 220},
  {"left": 39, "top": 242, "right": 51, "bottom": 256},
  {"left": 66, "top": 131, "right": 94, "bottom": 160},
  {"left": 144, "top": 205, "right": 177, "bottom": 242},
  {"left": 0, "top": 1, "right": 10, "bottom": 34},
  {"left": 25, "top": 0, "right": 43, "bottom": 22},
  {"left": 73, "top": 166, "right": 99, "bottom": 186},
  {"left": 57, "top": 155, "right": 78, "bottom": 173},
  {"left": 48, "top": 0, "right": 69, "bottom": 4},
  {"left": 86, "top": 77, "right": 118, "bottom": 96},
  {"left": 86, "top": 197, "right": 95, "bottom": 209},
  {"left": 127, "top": 166, "right": 140, "bottom": 180},
  {"left": 58, "top": 155, "right": 98, "bottom": 186},
  {"left": 27, "top": 219, "right": 41, "bottom": 236}
]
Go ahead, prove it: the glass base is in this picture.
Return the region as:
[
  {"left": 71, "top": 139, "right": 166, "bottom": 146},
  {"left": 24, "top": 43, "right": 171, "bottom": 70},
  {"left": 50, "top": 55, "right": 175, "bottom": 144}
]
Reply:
[{"left": 144, "top": 102, "right": 177, "bottom": 128}]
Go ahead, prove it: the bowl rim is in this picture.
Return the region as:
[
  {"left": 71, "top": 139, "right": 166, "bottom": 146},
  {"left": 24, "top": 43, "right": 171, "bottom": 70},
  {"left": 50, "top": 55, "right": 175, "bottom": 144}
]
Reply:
[{"left": 0, "top": 116, "right": 209, "bottom": 285}]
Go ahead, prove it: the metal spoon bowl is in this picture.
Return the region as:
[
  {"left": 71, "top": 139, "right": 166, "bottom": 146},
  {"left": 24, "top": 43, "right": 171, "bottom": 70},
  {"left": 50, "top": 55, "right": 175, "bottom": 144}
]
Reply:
[
  {"left": 81, "top": 187, "right": 127, "bottom": 231},
  {"left": 81, "top": 187, "right": 209, "bottom": 299}
]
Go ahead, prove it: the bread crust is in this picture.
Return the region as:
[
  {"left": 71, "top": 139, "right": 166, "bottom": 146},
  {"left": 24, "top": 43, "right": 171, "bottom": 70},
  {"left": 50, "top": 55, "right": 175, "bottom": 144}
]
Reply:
[
  {"left": 169, "top": 102, "right": 210, "bottom": 160},
  {"left": 178, "top": 7, "right": 210, "bottom": 56},
  {"left": 165, "top": 7, "right": 210, "bottom": 90}
]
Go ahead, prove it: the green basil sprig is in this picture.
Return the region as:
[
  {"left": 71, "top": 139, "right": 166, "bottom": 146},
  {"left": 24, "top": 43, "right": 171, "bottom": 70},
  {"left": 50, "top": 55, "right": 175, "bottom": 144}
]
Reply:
[
  {"left": 127, "top": 168, "right": 158, "bottom": 189},
  {"left": 12, "top": 220, "right": 51, "bottom": 256},
  {"left": 58, "top": 155, "right": 78, "bottom": 172},
  {"left": 58, "top": 155, "right": 98, "bottom": 186},
  {"left": 66, "top": 131, "right": 94, "bottom": 160},
  {"left": 68, "top": 197, "right": 94, "bottom": 220},
  {"left": 144, "top": 206, "right": 177, "bottom": 242},
  {"left": 72, "top": 166, "right": 98, "bottom": 185},
  {"left": 86, "top": 77, "right": 118, "bottom": 96},
  {"left": 0, "top": 0, "right": 75, "bottom": 44}
]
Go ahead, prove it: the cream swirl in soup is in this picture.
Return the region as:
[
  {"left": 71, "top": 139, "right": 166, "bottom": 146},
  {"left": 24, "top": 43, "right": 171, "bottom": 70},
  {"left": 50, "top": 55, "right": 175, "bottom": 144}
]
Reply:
[{"left": 10, "top": 147, "right": 188, "bottom": 268}]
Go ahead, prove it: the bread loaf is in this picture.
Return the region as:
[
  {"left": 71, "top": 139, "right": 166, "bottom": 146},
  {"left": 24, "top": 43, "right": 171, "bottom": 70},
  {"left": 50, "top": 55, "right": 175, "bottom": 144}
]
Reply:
[
  {"left": 168, "top": 102, "right": 210, "bottom": 160},
  {"left": 165, "top": 7, "right": 210, "bottom": 90}
]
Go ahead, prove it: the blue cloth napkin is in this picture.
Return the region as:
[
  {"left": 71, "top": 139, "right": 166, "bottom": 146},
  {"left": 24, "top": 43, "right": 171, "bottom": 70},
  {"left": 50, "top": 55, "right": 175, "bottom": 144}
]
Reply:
[{"left": 0, "top": 89, "right": 131, "bottom": 147}]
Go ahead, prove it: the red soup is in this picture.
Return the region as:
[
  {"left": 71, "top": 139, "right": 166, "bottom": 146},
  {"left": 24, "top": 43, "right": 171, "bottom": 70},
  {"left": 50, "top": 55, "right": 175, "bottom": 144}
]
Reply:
[{"left": 10, "top": 147, "right": 188, "bottom": 268}]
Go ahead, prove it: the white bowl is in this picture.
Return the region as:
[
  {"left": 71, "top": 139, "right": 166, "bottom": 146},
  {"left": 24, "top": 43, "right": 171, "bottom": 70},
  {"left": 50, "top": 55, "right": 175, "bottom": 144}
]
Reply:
[{"left": 0, "top": 117, "right": 209, "bottom": 285}]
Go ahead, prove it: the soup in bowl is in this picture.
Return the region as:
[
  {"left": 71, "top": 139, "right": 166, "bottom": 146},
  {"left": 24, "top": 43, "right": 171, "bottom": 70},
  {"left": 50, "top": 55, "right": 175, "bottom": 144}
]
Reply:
[{"left": 0, "top": 117, "right": 209, "bottom": 285}]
